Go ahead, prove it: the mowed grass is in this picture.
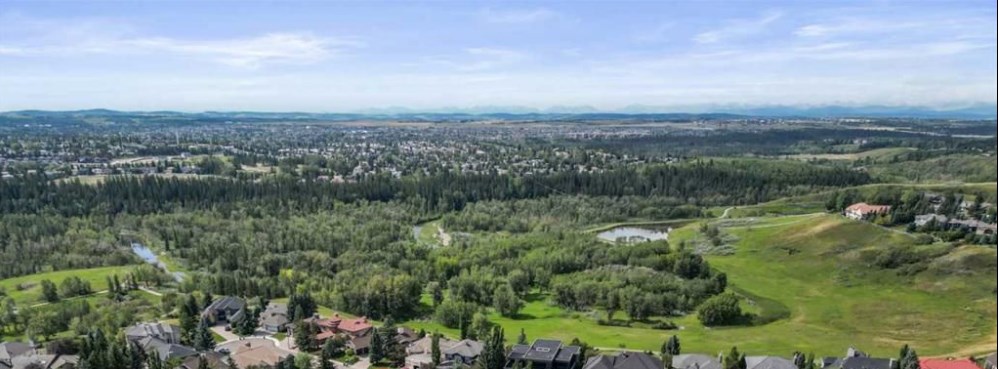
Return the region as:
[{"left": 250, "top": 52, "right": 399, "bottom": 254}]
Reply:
[
  {"left": 671, "top": 214, "right": 996, "bottom": 357},
  {"left": 0, "top": 266, "right": 135, "bottom": 305},
  {"left": 405, "top": 293, "right": 682, "bottom": 352},
  {"left": 783, "top": 147, "right": 917, "bottom": 162},
  {"left": 408, "top": 214, "right": 995, "bottom": 358}
]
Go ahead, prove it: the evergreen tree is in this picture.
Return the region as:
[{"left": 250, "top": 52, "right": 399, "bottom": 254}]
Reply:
[
  {"left": 431, "top": 331, "right": 442, "bottom": 366},
  {"left": 193, "top": 317, "right": 216, "bottom": 351},
  {"left": 723, "top": 347, "right": 747, "bottom": 369},
  {"left": 370, "top": 327, "right": 385, "bottom": 363},
  {"left": 146, "top": 351, "right": 164, "bottom": 369},
  {"left": 481, "top": 327, "right": 506, "bottom": 369},
  {"left": 662, "top": 335, "right": 680, "bottom": 356},
  {"left": 180, "top": 295, "right": 201, "bottom": 345}
]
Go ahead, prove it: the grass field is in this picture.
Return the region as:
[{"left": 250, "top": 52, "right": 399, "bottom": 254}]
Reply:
[
  {"left": 783, "top": 147, "right": 917, "bottom": 162},
  {"left": 406, "top": 213, "right": 995, "bottom": 358},
  {"left": 0, "top": 266, "right": 136, "bottom": 305}
]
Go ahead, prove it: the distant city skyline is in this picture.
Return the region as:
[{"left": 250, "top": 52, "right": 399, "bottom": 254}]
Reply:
[{"left": 1, "top": 0, "right": 995, "bottom": 112}]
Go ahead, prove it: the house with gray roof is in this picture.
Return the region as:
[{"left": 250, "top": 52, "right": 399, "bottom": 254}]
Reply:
[
  {"left": 584, "top": 352, "right": 664, "bottom": 369},
  {"left": 985, "top": 353, "right": 996, "bottom": 369},
  {"left": 259, "top": 303, "right": 290, "bottom": 333},
  {"left": 822, "top": 348, "right": 894, "bottom": 369},
  {"left": 444, "top": 339, "right": 484, "bottom": 365},
  {"left": 125, "top": 322, "right": 182, "bottom": 344},
  {"left": 747, "top": 357, "right": 798, "bottom": 369},
  {"left": 506, "top": 339, "right": 581, "bottom": 369},
  {"left": 202, "top": 296, "right": 246, "bottom": 324},
  {"left": 673, "top": 354, "right": 722, "bottom": 369},
  {"left": 138, "top": 336, "right": 198, "bottom": 362},
  {"left": 0, "top": 343, "right": 32, "bottom": 367},
  {"left": 5, "top": 354, "right": 77, "bottom": 369}
]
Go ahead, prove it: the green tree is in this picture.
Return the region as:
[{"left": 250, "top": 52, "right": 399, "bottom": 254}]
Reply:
[
  {"left": 697, "top": 293, "right": 744, "bottom": 326},
  {"left": 146, "top": 351, "right": 164, "bottom": 369},
  {"left": 295, "top": 353, "right": 313, "bottom": 369},
  {"left": 370, "top": 327, "right": 385, "bottom": 363},
  {"left": 662, "top": 335, "right": 680, "bottom": 356},
  {"left": 429, "top": 282, "right": 445, "bottom": 308},
  {"left": 193, "top": 318, "right": 216, "bottom": 351},
  {"left": 517, "top": 328, "right": 527, "bottom": 345},
  {"left": 493, "top": 284, "right": 524, "bottom": 317},
  {"left": 480, "top": 327, "right": 506, "bottom": 369},
  {"left": 180, "top": 295, "right": 201, "bottom": 345},
  {"left": 40, "top": 279, "right": 59, "bottom": 303},
  {"left": 723, "top": 347, "right": 747, "bottom": 369},
  {"left": 431, "top": 331, "right": 442, "bottom": 366}
]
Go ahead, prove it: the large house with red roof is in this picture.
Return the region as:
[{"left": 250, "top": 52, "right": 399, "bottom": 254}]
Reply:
[
  {"left": 306, "top": 314, "right": 374, "bottom": 347},
  {"left": 845, "top": 203, "right": 892, "bottom": 220}
]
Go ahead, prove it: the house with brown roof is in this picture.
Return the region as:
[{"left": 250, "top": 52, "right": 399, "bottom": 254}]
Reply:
[
  {"left": 845, "top": 203, "right": 891, "bottom": 220},
  {"left": 338, "top": 317, "right": 374, "bottom": 337},
  {"left": 224, "top": 340, "right": 293, "bottom": 369}
]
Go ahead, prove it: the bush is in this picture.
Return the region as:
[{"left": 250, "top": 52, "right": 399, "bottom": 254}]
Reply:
[
  {"left": 650, "top": 321, "right": 678, "bottom": 330},
  {"left": 697, "top": 292, "right": 745, "bottom": 326},
  {"left": 596, "top": 320, "right": 632, "bottom": 327}
]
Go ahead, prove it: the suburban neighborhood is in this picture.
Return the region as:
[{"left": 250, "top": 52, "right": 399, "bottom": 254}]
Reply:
[{"left": 2, "top": 294, "right": 995, "bottom": 369}]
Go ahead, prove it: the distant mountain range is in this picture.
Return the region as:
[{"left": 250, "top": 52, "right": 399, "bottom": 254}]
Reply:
[{"left": 2, "top": 104, "right": 995, "bottom": 120}]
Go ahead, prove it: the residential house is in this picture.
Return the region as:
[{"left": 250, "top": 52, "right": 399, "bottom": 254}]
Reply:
[
  {"left": 348, "top": 335, "right": 373, "bottom": 356},
  {"left": 672, "top": 354, "right": 722, "bottom": 369},
  {"left": 202, "top": 296, "right": 247, "bottom": 324},
  {"left": 259, "top": 303, "right": 290, "bottom": 333},
  {"left": 176, "top": 352, "right": 231, "bottom": 369},
  {"left": 746, "top": 357, "right": 798, "bottom": 369},
  {"left": 506, "top": 339, "right": 581, "bottom": 369},
  {"left": 226, "top": 340, "right": 293, "bottom": 369},
  {"left": 125, "top": 322, "right": 182, "bottom": 344},
  {"left": 914, "top": 214, "right": 948, "bottom": 227},
  {"left": 1, "top": 343, "right": 32, "bottom": 367},
  {"left": 136, "top": 337, "right": 198, "bottom": 362},
  {"left": 4, "top": 354, "right": 78, "bottom": 369},
  {"left": 920, "top": 359, "right": 980, "bottom": 369},
  {"left": 338, "top": 317, "right": 374, "bottom": 337},
  {"left": 822, "top": 348, "right": 894, "bottom": 369},
  {"left": 583, "top": 352, "right": 664, "bottom": 369},
  {"left": 445, "top": 339, "right": 485, "bottom": 366},
  {"left": 948, "top": 219, "right": 997, "bottom": 235},
  {"left": 845, "top": 203, "right": 891, "bottom": 220},
  {"left": 406, "top": 336, "right": 458, "bottom": 369},
  {"left": 395, "top": 327, "right": 420, "bottom": 346},
  {"left": 985, "top": 353, "right": 996, "bottom": 369}
]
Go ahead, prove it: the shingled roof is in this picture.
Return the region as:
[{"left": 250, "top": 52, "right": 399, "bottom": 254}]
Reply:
[{"left": 583, "top": 353, "right": 664, "bottom": 369}]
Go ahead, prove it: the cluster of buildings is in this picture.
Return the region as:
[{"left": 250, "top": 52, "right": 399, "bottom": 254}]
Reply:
[
  {"left": 1, "top": 342, "right": 77, "bottom": 369},
  {"left": 845, "top": 201, "right": 996, "bottom": 236}
]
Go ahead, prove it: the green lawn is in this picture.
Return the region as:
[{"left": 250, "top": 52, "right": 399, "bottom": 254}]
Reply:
[
  {"left": 407, "top": 214, "right": 995, "bottom": 358},
  {"left": 0, "top": 266, "right": 136, "bottom": 305}
]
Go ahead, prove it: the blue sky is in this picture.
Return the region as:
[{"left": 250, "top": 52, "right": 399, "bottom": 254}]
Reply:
[{"left": 0, "top": 0, "right": 995, "bottom": 112}]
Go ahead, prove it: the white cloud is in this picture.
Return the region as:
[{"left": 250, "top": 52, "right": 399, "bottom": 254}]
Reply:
[
  {"left": 694, "top": 11, "right": 783, "bottom": 44},
  {"left": 426, "top": 47, "right": 528, "bottom": 72},
  {"left": 480, "top": 8, "right": 560, "bottom": 24},
  {"left": 121, "top": 33, "right": 350, "bottom": 67},
  {"left": 0, "top": 14, "right": 359, "bottom": 67}
]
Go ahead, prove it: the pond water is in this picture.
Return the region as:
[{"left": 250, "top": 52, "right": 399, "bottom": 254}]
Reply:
[
  {"left": 131, "top": 243, "right": 185, "bottom": 282},
  {"left": 597, "top": 227, "right": 670, "bottom": 243},
  {"left": 412, "top": 225, "right": 422, "bottom": 241}
]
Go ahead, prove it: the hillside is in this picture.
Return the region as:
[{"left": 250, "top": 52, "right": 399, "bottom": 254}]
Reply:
[{"left": 669, "top": 214, "right": 996, "bottom": 357}]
